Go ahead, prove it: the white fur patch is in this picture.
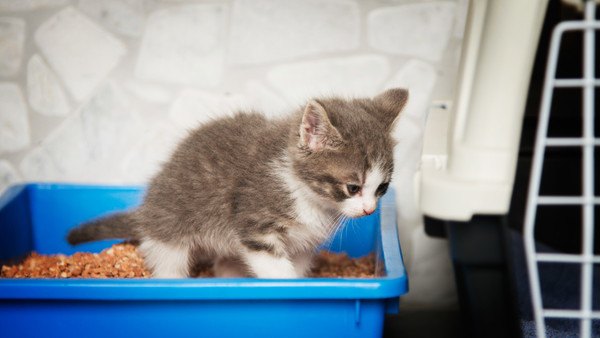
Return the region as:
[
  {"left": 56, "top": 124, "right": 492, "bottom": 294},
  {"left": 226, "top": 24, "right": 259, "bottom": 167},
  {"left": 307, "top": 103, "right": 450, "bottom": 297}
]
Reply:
[
  {"left": 139, "top": 238, "right": 190, "bottom": 278},
  {"left": 272, "top": 156, "right": 339, "bottom": 253},
  {"left": 292, "top": 251, "right": 314, "bottom": 277},
  {"left": 342, "top": 163, "right": 386, "bottom": 217},
  {"left": 243, "top": 250, "right": 298, "bottom": 278}
]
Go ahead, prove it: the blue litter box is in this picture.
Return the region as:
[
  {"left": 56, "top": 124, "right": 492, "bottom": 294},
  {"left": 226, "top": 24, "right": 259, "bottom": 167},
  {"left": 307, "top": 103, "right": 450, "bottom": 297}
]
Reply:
[{"left": 0, "top": 184, "right": 408, "bottom": 338}]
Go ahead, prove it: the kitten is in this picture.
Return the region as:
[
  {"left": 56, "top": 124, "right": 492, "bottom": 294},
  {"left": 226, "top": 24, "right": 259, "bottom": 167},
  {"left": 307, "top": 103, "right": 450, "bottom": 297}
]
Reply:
[{"left": 67, "top": 88, "right": 408, "bottom": 278}]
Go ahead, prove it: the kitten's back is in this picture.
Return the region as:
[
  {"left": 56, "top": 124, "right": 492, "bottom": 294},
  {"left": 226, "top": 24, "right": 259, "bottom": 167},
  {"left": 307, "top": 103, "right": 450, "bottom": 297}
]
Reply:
[{"left": 137, "top": 112, "right": 293, "bottom": 241}]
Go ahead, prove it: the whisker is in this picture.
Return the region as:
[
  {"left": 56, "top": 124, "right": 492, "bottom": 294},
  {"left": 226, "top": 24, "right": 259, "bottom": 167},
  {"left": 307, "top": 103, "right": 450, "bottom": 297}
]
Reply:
[
  {"left": 332, "top": 215, "right": 347, "bottom": 250},
  {"left": 330, "top": 214, "right": 347, "bottom": 238},
  {"left": 324, "top": 213, "right": 343, "bottom": 240},
  {"left": 321, "top": 212, "right": 346, "bottom": 247},
  {"left": 350, "top": 217, "right": 358, "bottom": 239},
  {"left": 337, "top": 215, "right": 348, "bottom": 252}
]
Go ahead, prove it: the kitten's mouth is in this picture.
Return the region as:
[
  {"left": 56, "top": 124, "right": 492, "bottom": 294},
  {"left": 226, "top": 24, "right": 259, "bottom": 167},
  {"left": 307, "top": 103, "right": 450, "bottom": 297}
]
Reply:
[{"left": 345, "top": 210, "right": 374, "bottom": 219}]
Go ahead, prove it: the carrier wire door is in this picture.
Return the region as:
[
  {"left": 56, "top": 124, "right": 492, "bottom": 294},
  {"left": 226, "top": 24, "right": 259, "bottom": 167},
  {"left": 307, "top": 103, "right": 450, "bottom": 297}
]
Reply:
[{"left": 524, "top": 1, "right": 599, "bottom": 337}]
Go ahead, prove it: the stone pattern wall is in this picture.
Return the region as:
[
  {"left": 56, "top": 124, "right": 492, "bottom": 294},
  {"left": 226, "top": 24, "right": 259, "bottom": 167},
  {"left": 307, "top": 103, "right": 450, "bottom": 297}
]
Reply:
[
  {"left": 0, "top": 0, "right": 467, "bottom": 308},
  {"left": 0, "top": 0, "right": 467, "bottom": 188}
]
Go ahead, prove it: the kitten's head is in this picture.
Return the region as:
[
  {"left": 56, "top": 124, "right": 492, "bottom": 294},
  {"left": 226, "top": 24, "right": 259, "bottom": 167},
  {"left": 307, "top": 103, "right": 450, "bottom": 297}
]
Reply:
[{"left": 291, "top": 88, "right": 408, "bottom": 218}]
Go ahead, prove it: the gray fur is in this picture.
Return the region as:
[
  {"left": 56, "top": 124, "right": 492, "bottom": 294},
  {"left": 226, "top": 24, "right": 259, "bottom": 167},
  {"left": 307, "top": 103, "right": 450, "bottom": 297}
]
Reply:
[
  {"left": 67, "top": 212, "right": 136, "bottom": 244},
  {"left": 67, "top": 88, "right": 408, "bottom": 278}
]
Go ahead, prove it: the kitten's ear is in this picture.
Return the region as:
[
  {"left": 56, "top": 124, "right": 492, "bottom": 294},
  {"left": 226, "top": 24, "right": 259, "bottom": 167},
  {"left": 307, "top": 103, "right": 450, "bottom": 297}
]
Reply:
[
  {"left": 299, "top": 100, "right": 343, "bottom": 152},
  {"left": 373, "top": 88, "right": 409, "bottom": 130}
]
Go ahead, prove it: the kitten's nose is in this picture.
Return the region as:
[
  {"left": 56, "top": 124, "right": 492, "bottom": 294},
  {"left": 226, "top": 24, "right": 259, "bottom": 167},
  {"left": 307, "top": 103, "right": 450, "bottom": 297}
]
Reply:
[{"left": 363, "top": 208, "right": 375, "bottom": 216}]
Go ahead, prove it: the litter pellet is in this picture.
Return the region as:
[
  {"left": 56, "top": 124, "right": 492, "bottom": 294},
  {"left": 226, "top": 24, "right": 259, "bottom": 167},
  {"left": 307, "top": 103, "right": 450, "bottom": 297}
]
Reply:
[
  {"left": 1, "top": 243, "right": 149, "bottom": 278},
  {"left": 1, "top": 243, "right": 375, "bottom": 279}
]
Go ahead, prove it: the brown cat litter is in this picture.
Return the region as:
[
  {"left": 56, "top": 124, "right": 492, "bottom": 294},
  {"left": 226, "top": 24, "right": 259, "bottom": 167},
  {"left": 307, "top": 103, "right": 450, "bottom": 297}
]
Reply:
[{"left": 1, "top": 243, "right": 375, "bottom": 279}]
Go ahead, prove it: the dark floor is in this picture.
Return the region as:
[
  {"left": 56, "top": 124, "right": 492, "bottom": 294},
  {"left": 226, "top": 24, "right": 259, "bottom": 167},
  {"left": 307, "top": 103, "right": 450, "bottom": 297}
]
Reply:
[{"left": 384, "top": 309, "right": 464, "bottom": 338}]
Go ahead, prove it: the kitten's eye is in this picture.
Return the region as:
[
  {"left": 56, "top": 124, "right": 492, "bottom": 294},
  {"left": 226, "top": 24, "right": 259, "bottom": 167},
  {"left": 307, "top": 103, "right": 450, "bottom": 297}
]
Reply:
[
  {"left": 376, "top": 183, "right": 389, "bottom": 195},
  {"left": 346, "top": 184, "right": 361, "bottom": 195}
]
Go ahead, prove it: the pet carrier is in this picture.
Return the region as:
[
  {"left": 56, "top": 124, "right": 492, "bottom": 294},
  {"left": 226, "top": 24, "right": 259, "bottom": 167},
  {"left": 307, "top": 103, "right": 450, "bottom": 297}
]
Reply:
[{"left": 418, "top": 0, "right": 599, "bottom": 337}]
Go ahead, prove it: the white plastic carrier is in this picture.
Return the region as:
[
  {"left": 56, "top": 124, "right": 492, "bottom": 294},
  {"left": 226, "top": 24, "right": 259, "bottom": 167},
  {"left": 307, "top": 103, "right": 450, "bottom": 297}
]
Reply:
[
  {"left": 419, "top": 0, "right": 549, "bottom": 221},
  {"left": 419, "top": 0, "right": 599, "bottom": 337}
]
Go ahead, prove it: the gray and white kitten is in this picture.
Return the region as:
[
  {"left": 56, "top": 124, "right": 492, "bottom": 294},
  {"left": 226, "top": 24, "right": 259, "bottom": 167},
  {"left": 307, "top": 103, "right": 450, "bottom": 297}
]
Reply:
[{"left": 68, "top": 88, "right": 408, "bottom": 278}]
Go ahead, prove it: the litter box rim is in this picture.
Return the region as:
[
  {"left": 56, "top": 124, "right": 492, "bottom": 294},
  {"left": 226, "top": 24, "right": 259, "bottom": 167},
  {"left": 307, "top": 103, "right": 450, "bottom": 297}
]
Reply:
[{"left": 0, "top": 184, "right": 407, "bottom": 301}]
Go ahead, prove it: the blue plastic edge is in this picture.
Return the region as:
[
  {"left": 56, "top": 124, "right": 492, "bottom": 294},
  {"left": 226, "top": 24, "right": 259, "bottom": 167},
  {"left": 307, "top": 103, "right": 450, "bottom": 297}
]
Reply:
[
  {"left": 0, "top": 184, "right": 33, "bottom": 262},
  {"left": 0, "top": 183, "right": 408, "bottom": 301},
  {"left": 0, "top": 184, "right": 27, "bottom": 212}
]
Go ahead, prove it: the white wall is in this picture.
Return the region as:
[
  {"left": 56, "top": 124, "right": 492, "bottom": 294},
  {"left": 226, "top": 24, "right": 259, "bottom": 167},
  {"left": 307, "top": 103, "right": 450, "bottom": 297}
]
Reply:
[{"left": 0, "top": 0, "right": 466, "bottom": 308}]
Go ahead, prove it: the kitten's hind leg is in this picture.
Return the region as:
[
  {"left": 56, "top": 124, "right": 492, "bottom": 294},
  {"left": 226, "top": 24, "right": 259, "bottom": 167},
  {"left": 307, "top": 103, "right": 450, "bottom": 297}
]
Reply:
[
  {"left": 213, "top": 257, "right": 248, "bottom": 278},
  {"left": 139, "top": 238, "right": 191, "bottom": 278},
  {"left": 242, "top": 250, "right": 298, "bottom": 279}
]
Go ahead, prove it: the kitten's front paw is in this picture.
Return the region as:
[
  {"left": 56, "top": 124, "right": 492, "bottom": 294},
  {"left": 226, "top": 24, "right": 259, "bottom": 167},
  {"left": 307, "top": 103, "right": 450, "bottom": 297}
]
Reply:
[
  {"left": 243, "top": 251, "right": 299, "bottom": 279},
  {"left": 292, "top": 252, "right": 314, "bottom": 277}
]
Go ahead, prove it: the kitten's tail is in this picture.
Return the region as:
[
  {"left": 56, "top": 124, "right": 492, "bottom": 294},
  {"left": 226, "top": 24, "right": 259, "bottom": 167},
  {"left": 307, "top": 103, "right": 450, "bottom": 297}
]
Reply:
[{"left": 67, "top": 212, "right": 137, "bottom": 245}]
